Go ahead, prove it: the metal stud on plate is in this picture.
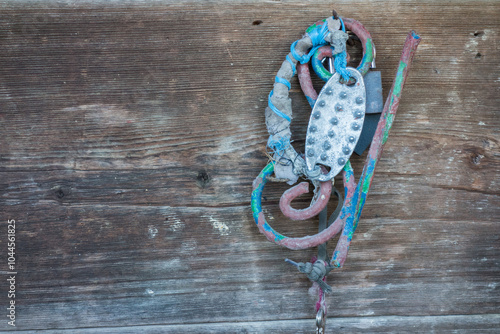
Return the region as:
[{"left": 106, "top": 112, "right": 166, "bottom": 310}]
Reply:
[{"left": 305, "top": 67, "right": 366, "bottom": 181}]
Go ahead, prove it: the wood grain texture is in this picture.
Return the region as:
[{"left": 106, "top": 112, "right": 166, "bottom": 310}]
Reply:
[
  {"left": 0, "top": 0, "right": 499, "bottom": 332},
  {"left": 5, "top": 315, "right": 500, "bottom": 333}
]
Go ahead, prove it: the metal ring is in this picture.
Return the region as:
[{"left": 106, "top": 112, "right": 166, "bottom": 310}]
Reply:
[
  {"left": 311, "top": 17, "right": 375, "bottom": 82},
  {"left": 316, "top": 308, "right": 326, "bottom": 333}
]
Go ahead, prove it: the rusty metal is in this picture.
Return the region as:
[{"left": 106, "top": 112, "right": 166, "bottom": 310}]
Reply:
[
  {"left": 252, "top": 29, "right": 421, "bottom": 255},
  {"left": 331, "top": 9, "right": 339, "bottom": 20},
  {"left": 251, "top": 13, "right": 421, "bottom": 333},
  {"left": 279, "top": 180, "right": 332, "bottom": 220}
]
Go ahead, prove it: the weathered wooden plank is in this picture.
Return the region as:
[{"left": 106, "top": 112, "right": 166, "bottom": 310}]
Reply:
[
  {"left": 1, "top": 203, "right": 499, "bottom": 330},
  {"left": 0, "top": 0, "right": 499, "bottom": 332},
  {"left": 1, "top": 166, "right": 498, "bottom": 221},
  {"left": 2, "top": 314, "right": 500, "bottom": 334}
]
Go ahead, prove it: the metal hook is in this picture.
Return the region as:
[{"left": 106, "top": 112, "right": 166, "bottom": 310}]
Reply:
[
  {"left": 279, "top": 180, "right": 332, "bottom": 221},
  {"left": 316, "top": 308, "right": 326, "bottom": 333}
]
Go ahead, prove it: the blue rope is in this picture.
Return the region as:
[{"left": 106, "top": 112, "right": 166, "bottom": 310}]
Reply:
[
  {"left": 290, "top": 19, "right": 332, "bottom": 65},
  {"left": 275, "top": 76, "right": 291, "bottom": 90},
  {"left": 268, "top": 90, "right": 291, "bottom": 122},
  {"left": 334, "top": 50, "right": 350, "bottom": 81},
  {"left": 290, "top": 42, "right": 324, "bottom": 65},
  {"left": 290, "top": 40, "right": 306, "bottom": 64},
  {"left": 271, "top": 17, "right": 347, "bottom": 122},
  {"left": 308, "top": 19, "right": 330, "bottom": 46},
  {"left": 285, "top": 55, "right": 296, "bottom": 75},
  {"left": 339, "top": 17, "right": 346, "bottom": 32},
  {"left": 267, "top": 134, "right": 290, "bottom": 157},
  {"left": 331, "top": 17, "right": 349, "bottom": 81}
]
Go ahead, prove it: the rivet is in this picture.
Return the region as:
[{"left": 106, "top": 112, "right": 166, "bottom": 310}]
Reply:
[
  {"left": 328, "top": 130, "right": 335, "bottom": 138},
  {"left": 338, "top": 157, "right": 346, "bottom": 165},
  {"left": 335, "top": 104, "right": 343, "bottom": 112},
  {"left": 323, "top": 142, "right": 331, "bottom": 150},
  {"left": 307, "top": 149, "right": 315, "bottom": 157},
  {"left": 354, "top": 110, "right": 363, "bottom": 118},
  {"left": 339, "top": 91, "right": 347, "bottom": 99},
  {"left": 356, "top": 96, "right": 364, "bottom": 105},
  {"left": 320, "top": 153, "right": 328, "bottom": 161},
  {"left": 343, "top": 147, "right": 350, "bottom": 154},
  {"left": 348, "top": 136, "right": 355, "bottom": 143},
  {"left": 318, "top": 100, "right": 326, "bottom": 107},
  {"left": 310, "top": 125, "right": 317, "bottom": 132},
  {"left": 330, "top": 117, "right": 338, "bottom": 125},
  {"left": 352, "top": 123, "right": 360, "bottom": 131},
  {"left": 307, "top": 138, "right": 316, "bottom": 145},
  {"left": 314, "top": 111, "right": 321, "bottom": 119},
  {"left": 325, "top": 87, "right": 333, "bottom": 95}
]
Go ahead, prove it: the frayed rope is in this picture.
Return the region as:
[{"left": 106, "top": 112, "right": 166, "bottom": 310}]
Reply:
[
  {"left": 267, "top": 135, "right": 290, "bottom": 158},
  {"left": 334, "top": 50, "right": 350, "bottom": 81}
]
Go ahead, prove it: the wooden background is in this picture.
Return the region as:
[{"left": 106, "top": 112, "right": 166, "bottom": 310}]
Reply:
[{"left": 0, "top": 0, "right": 499, "bottom": 333}]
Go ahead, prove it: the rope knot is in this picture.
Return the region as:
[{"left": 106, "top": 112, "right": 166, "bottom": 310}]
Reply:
[{"left": 288, "top": 259, "right": 333, "bottom": 294}]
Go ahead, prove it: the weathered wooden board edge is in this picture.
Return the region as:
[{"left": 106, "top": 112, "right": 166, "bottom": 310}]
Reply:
[
  {"left": 1, "top": 0, "right": 493, "bottom": 6},
  {"left": 1, "top": 314, "right": 499, "bottom": 333}
]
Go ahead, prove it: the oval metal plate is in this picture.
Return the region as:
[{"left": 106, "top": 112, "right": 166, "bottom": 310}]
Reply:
[{"left": 305, "top": 67, "right": 366, "bottom": 181}]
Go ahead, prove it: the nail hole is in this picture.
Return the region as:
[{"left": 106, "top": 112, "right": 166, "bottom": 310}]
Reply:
[
  {"left": 196, "top": 170, "right": 211, "bottom": 188},
  {"left": 473, "top": 31, "right": 484, "bottom": 37},
  {"left": 252, "top": 20, "right": 263, "bottom": 26},
  {"left": 345, "top": 77, "right": 357, "bottom": 86},
  {"left": 471, "top": 153, "right": 484, "bottom": 165},
  {"left": 475, "top": 52, "right": 482, "bottom": 59},
  {"left": 315, "top": 164, "right": 332, "bottom": 176},
  {"left": 55, "top": 189, "right": 64, "bottom": 198}
]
